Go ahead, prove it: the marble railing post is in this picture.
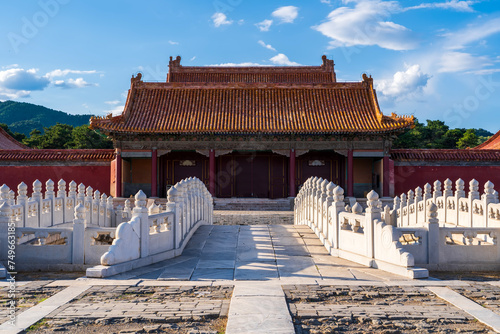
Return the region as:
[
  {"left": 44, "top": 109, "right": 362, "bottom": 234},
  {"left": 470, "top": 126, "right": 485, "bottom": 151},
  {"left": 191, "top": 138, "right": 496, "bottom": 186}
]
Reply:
[
  {"left": 92, "top": 190, "right": 100, "bottom": 226},
  {"left": 32, "top": 180, "right": 43, "bottom": 227},
  {"left": 72, "top": 204, "right": 85, "bottom": 265},
  {"left": 415, "top": 186, "right": 422, "bottom": 225},
  {"left": 454, "top": 179, "right": 465, "bottom": 226},
  {"left": 427, "top": 202, "right": 439, "bottom": 266},
  {"left": 57, "top": 179, "right": 66, "bottom": 223},
  {"left": 399, "top": 193, "right": 407, "bottom": 227},
  {"left": 167, "top": 185, "right": 181, "bottom": 247},
  {"left": 17, "top": 182, "right": 28, "bottom": 227},
  {"left": 133, "top": 190, "right": 149, "bottom": 258},
  {"left": 468, "top": 179, "right": 479, "bottom": 227},
  {"left": 365, "top": 190, "right": 381, "bottom": 260},
  {"left": 0, "top": 202, "right": 12, "bottom": 262},
  {"left": 443, "top": 178, "right": 453, "bottom": 223},
  {"left": 329, "top": 185, "right": 345, "bottom": 250},
  {"left": 85, "top": 186, "right": 93, "bottom": 225},
  {"left": 106, "top": 196, "right": 114, "bottom": 227},
  {"left": 319, "top": 179, "right": 328, "bottom": 239},
  {"left": 484, "top": 181, "right": 496, "bottom": 227}
]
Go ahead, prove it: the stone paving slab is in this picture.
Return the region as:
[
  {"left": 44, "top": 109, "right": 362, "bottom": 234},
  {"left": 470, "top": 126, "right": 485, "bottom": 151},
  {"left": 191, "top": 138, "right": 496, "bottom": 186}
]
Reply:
[
  {"left": 429, "top": 286, "right": 500, "bottom": 332},
  {"left": 0, "top": 285, "right": 91, "bottom": 334},
  {"left": 284, "top": 284, "right": 495, "bottom": 333},
  {"left": 235, "top": 261, "right": 280, "bottom": 280},
  {"left": 226, "top": 284, "right": 294, "bottom": 334}
]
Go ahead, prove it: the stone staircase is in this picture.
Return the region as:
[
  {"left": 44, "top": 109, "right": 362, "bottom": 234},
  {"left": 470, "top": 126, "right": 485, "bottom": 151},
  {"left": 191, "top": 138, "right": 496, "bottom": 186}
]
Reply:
[
  {"left": 213, "top": 198, "right": 294, "bottom": 211},
  {"left": 212, "top": 198, "right": 294, "bottom": 225}
]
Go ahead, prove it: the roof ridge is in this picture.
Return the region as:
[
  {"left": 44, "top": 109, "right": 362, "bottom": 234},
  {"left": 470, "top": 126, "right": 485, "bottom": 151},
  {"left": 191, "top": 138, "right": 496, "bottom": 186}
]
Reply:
[
  {"left": 0, "top": 127, "right": 30, "bottom": 149},
  {"left": 474, "top": 130, "right": 500, "bottom": 149}
]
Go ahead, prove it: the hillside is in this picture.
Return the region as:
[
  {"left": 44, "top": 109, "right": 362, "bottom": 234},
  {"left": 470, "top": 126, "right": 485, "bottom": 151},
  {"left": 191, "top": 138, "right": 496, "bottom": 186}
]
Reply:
[{"left": 0, "top": 100, "right": 93, "bottom": 136}]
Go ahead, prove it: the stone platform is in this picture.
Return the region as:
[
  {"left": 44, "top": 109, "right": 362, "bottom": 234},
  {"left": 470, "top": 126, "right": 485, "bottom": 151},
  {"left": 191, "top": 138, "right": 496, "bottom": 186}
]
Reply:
[
  {"left": 2, "top": 225, "right": 500, "bottom": 333},
  {"left": 213, "top": 211, "right": 294, "bottom": 225},
  {"left": 213, "top": 198, "right": 294, "bottom": 211}
]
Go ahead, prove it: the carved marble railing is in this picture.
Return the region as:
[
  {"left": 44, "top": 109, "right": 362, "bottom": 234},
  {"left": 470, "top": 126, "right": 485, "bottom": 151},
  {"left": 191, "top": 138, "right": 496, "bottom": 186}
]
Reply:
[
  {"left": 294, "top": 177, "right": 419, "bottom": 278},
  {"left": 295, "top": 176, "right": 500, "bottom": 276},
  {"left": 0, "top": 202, "right": 116, "bottom": 274},
  {"left": 0, "top": 179, "right": 117, "bottom": 228},
  {"left": 88, "top": 177, "right": 213, "bottom": 277},
  {"left": 395, "top": 179, "right": 499, "bottom": 228}
]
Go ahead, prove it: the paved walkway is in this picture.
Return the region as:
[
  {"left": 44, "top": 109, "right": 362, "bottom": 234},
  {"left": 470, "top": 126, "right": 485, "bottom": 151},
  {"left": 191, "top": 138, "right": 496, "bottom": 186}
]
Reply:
[{"left": 1, "top": 224, "right": 500, "bottom": 333}]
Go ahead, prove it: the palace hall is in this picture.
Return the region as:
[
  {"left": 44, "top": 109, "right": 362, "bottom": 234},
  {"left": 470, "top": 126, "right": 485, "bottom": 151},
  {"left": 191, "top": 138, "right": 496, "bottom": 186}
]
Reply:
[{"left": 90, "top": 55, "right": 414, "bottom": 199}]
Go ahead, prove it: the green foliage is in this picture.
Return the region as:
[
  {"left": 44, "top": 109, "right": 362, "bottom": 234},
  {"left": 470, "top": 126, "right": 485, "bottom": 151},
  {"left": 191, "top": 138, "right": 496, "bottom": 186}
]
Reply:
[
  {"left": 0, "top": 100, "right": 92, "bottom": 136},
  {"left": 0, "top": 123, "right": 26, "bottom": 142},
  {"left": 71, "top": 125, "right": 113, "bottom": 149},
  {"left": 22, "top": 124, "right": 113, "bottom": 149},
  {"left": 457, "top": 129, "right": 480, "bottom": 149},
  {"left": 393, "top": 118, "right": 493, "bottom": 149}
]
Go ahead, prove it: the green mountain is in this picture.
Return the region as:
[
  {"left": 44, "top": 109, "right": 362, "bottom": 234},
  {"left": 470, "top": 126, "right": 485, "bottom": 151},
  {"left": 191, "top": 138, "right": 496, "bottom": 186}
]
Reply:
[{"left": 0, "top": 100, "right": 93, "bottom": 136}]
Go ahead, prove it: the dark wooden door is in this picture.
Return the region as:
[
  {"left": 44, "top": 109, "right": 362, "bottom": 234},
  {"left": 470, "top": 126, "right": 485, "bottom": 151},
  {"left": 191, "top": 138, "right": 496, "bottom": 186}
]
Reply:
[{"left": 216, "top": 152, "right": 287, "bottom": 198}]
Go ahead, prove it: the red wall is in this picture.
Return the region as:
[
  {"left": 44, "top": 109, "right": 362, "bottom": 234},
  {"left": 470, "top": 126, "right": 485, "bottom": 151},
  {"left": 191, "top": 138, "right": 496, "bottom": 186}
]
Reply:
[
  {"left": 394, "top": 165, "right": 500, "bottom": 196},
  {"left": 0, "top": 165, "right": 111, "bottom": 195}
]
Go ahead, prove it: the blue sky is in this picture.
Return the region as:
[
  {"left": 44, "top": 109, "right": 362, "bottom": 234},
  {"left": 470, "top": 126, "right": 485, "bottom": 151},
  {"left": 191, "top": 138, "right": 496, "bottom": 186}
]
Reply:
[{"left": 0, "top": 0, "right": 499, "bottom": 132}]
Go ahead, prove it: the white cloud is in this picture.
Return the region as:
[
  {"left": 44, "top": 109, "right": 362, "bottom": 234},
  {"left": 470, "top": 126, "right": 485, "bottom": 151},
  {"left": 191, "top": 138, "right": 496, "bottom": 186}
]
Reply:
[
  {"left": 376, "top": 64, "right": 431, "bottom": 99},
  {"left": 405, "top": 0, "right": 475, "bottom": 12},
  {"left": 238, "top": 19, "right": 245, "bottom": 25},
  {"left": 445, "top": 17, "right": 500, "bottom": 50},
  {"left": 45, "top": 69, "right": 97, "bottom": 79},
  {"left": 0, "top": 66, "right": 99, "bottom": 99},
  {"left": 54, "top": 77, "right": 97, "bottom": 89},
  {"left": 258, "top": 40, "right": 277, "bottom": 51},
  {"left": 438, "top": 51, "right": 492, "bottom": 73},
  {"left": 313, "top": 0, "right": 418, "bottom": 51},
  {"left": 320, "top": 0, "right": 331, "bottom": 4},
  {"left": 0, "top": 67, "right": 50, "bottom": 99},
  {"left": 270, "top": 54, "right": 300, "bottom": 66},
  {"left": 103, "top": 104, "right": 125, "bottom": 116},
  {"left": 272, "top": 6, "right": 299, "bottom": 23},
  {"left": 168, "top": 40, "right": 179, "bottom": 45},
  {"left": 105, "top": 100, "right": 121, "bottom": 105},
  {"left": 190, "top": 56, "right": 196, "bottom": 61},
  {"left": 256, "top": 19, "right": 273, "bottom": 32},
  {"left": 212, "top": 12, "right": 233, "bottom": 27}
]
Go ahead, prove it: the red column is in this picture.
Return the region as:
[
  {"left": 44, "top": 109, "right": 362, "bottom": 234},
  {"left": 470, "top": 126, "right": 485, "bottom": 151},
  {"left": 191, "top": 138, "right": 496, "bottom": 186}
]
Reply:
[
  {"left": 289, "top": 149, "right": 296, "bottom": 197},
  {"left": 116, "top": 149, "right": 122, "bottom": 198},
  {"left": 347, "top": 149, "right": 354, "bottom": 197},
  {"left": 209, "top": 149, "right": 216, "bottom": 196},
  {"left": 151, "top": 149, "right": 157, "bottom": 197},
  {"left": 383, "top": 155, "right": 390, "bottom": 197}
]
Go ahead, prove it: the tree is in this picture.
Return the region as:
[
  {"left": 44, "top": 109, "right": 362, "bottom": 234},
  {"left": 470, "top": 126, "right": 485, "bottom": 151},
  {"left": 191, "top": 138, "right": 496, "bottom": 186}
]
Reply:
[
  {"left": 440, "top": 128, "right": 466, "bottom": 149},
  {"left": 71, "top": 125, "right": 113, "bottom": 149},
  {"left": 422, "top": 120, "right": 449, "bottom": 148},
  {"left": 0, "top": 123, "right": 26, "bottom": 142},
  {"left": 38, "top": 123, "right": 75, "bottom": 149},
  {"left": 457, "top": 129, "right": 480, "bottom": 149},
  {"left": 22, "top": 129, "right": 43, "bottom": 148},
  {"left": 392, "top": 119, "right": 425, "bottom": 149}
]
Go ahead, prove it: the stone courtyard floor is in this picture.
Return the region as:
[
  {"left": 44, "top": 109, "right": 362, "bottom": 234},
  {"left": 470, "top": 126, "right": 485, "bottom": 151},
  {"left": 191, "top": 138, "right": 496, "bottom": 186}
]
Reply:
[{"left": 1, "top": 224, "right": 500, "bottom": 333}]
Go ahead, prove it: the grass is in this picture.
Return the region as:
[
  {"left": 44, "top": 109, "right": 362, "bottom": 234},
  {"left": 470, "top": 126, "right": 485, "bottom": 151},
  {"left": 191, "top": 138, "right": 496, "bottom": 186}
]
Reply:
[
  {"left": 26, "top": 319, "right": 48, "bottom": 332},
  {"left": 212, "top": 317, "right": 228, "bottom": 334}
]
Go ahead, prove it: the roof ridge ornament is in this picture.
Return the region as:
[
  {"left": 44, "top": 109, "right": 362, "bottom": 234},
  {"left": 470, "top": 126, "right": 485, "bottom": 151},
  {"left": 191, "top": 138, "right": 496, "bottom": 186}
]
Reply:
[
  {"left": 321, "top": 55, "right": 334, "bottom": 69},
  {"left": 169, "top": 55, "right": 182, "bottom": 68},
  {"left": 131, "top": 72, "right": 142, "bottom": 85},
  {"left": 362, "top": 73, "right": 373, "bottom": 86}
]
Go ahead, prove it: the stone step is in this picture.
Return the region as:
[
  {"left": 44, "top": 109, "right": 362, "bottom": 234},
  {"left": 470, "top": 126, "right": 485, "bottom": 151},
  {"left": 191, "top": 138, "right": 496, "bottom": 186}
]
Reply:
[
  {"left": 213, "top": 211, "right": 294, "bottom": 225},
  {"left": 214, "top": 198, "right": 293, "bottom": 211}
]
